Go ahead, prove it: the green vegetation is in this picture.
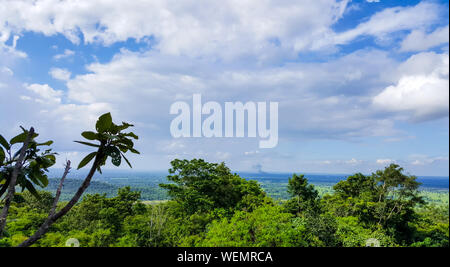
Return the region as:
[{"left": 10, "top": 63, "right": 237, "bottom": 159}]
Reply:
[
  {"left": 0, "top": 127, "right": 56, "bottom": 200},
  {"left": 260, "top": 181, "right": 448, "bottom": 206},
  {"left": 0, "top": 112, "right": 139, "bottom": 246},
  {"left": 1, "top": 159, "right": 448, "bottom": 247},
  {"left": 45, "top": 178, "right": 168, "bottom": 201}
]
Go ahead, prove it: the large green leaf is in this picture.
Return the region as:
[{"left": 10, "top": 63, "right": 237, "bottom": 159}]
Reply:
[
  {"left": 111, "top": 154, "right": 121, "bottom": 166},
  {"left": 77, "top": 152, "right": 97, "bottom": 169},
  {"left": 0, "top": 147, "right": 5, "bottom": 164},
  {"left": 129, "top": 148, "right": 140, "bottom": 154},
  {"left": 10, "top": 132, "right": 28, "bottom": 145},
  {"left": 117, "top": 144, "right": 129, "bottom": 153},
  {"left": 28, "top": 172, "right": 47, "bottom": 188},
  {"left": 10, "top": 130, "right": 38, "bottom": 145},
  {"left": 96, "top": 112, "right": 113, "bottom": 133},
  {"left": 124, "top": 132, "right": 139, "bottom": 140},
  {"left": 44, "top": 154, "right": 56, "bottom": 163},
  {"left": 39, "top": 155, "right": 56, "bottom": 168},
  {"left": 0, "top": 134, "right": 10, "bottom": 150},
  {"left": 121, "top": 152, "right": 132, "bottom": 168},
  {"left": 117, "top": 122, "right": 134, "bottom": 131},
  {"left": 36, "top": 140, "right": 54, "bottom": 146},
  {"left": 74, "top": 141, "right": 100, "bottom": 148},
  {"left": 102, "top": 133, "right": 119, "bottom": 140},
  {"left": 105, "top": 146, "right": 121, "bottom": 167},
  {"left": 36, "top": 174, "right": 49, "bottom": 187},
  {"left": 81, "top": 131, "right": 98, "bottom": 140},
  {"left": 118, "top": 138, "right": 134, "bottom": 147},
  {"left": 24, "top": 180, "right": 41, "bottom": 199}
]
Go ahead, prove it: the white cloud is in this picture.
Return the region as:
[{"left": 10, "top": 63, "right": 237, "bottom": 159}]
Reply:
[
  {"left": 24, "top": 83, "right": 63, "bottom": 104},
  {"left": 333, "top": 2, "right": 441, "bottom": 46},
  {"left": 345, "top": 158, "right": 363, "bottom": 165},
  {"left": 0, "top": 1, "right": 448, "bottom": 174},
  {"left": 400, "top": 25, "right": 449, "bottom": 52},
  {"left": 376, "top": 158, "right": 394, "bottom": 165},
  {"left": 373, "top": 52, "right": 449, "bottom": 121},
  {"left": 53, "top": 49, "right": 75, "bottom": 60},
  {"left": 409, "top": 155, "right": 448, "bottom": 166},
  {"left": 32, "top": 47, "right": 406, "bottom": 171},
  {"left": 0, "top": 0, "right": 350, "bottom": 60},
  {"left": 0, "top": 42, "right": 27, "bottom": 59},
  {"left": 1, "top": 67, "right": 13, "bottom": 76},
  {"left": 159, "top": 140, "right": 186, "bottom": 152},
  {"left": 244, "top": 150, "right": 260, "bottom": 156},
  {"left": 1, "top": 73, "right": 112, "bottom": 155},
  {"left": 62, "top": 48, "right": 404, "bottom": 143},
  {"left": 49, "top": 68, "right": 71, "bottom": 81},
  {"left": 0, "top": 1, "right": 446, "bottom": 61}
]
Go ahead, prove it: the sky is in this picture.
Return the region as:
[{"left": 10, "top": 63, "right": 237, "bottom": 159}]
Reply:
[{"left": 0, "top": 0, "right": 449, "bottom": 176}]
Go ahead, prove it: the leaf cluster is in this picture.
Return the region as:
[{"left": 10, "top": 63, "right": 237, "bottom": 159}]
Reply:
[
  {"left": 75, "top": 112, "right": 140, "bottom": 172},
  {"left": 0, "top": 127, "right": 56, "bottom": 199}
]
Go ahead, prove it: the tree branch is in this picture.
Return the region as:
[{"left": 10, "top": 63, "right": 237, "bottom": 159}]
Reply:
[
  {"left": 49, "top": 160, "right": 71, "bottom": 217},
  {"left": 18, "top": 149, "right": 103, "bottom": 247},
  {"left": 0, "top": 127, "right": 34, "bottom": 237}
]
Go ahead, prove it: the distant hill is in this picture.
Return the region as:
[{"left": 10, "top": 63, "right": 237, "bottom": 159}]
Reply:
[
  {"left": 46, "top": 178, "right": 168, "bottom": 201},
  {"left": 47, "top": 178, "right": 118, "bottom": 201}
]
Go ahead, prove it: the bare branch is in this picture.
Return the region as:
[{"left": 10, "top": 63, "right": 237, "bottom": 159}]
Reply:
[
  {"left": 19, "top": 149, "right": 103, "bottom": 247},
  {"left": 49, "top": 160, "right": 71, "bottom": 217}
]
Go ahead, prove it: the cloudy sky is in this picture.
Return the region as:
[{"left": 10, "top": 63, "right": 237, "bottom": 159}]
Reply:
[{"left": 0, "top": 0, "right": 448, "bottom": 176}]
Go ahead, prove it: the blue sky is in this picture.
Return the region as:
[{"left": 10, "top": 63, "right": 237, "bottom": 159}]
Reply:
[{"left": 0, "top": 0, "right": 448, "bottom": 176}]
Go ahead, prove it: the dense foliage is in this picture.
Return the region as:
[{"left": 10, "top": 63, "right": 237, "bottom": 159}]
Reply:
[
  {"left": 0, "top": 127, "right": 56, "bottom": 199},
  {"left": 0, "top": 112, "right": 140, "bottom": 246},
  {"left": 0, "top": 160, "right": 448, "bottom": 247}
]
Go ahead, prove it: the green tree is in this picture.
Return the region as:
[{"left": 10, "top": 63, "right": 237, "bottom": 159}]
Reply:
[
  {"left": 199, "top": 204, "right": 308, "bottom": 247},
  {"left": 0, "top": 127, "right": 56, "bottom": 237},
  {"left": 335, "top": 216, "right": 396, "bottom": 247},
  {"left": 283, "top": 174, "right": 320, "bottom": 215},
  {"left": 324, "top": 164, "right": 425, "bottom": 244},
  {"left": 410, "top": 204, "right": 449, "bottom": 247},
  {"left": 160, "top": 159, "right": 265, "bottom": 215},
  {"left": 19, "top": 112, "right": 139, "bottom": 247},
  {"left": 333, "top": 173, "right": 377, "bottom": 200},
  {"left": 323, "top": 173, "right": 379, "bottom": 221}
]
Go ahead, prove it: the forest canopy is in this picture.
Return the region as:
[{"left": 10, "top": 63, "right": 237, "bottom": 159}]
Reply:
[{"left": 0, "top": 160, "right": 448, "bottom": 247}]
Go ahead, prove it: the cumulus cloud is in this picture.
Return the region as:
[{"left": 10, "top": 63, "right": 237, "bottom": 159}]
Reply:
[
  {"left": 333, "top": 2, "right": 441, "bottom": 45},
  {"left": 49, "top": 68, "right": 71, "bottom": 81},
  {"left": 24, "top": 83, "right": 63, "bottom": 104},
  {"left": 410, "top": 155, "right": 448, "bottom": 166},
  {"left": 0, "top": 1, "right": 448, "bottom": 174},
  {"left": 53, "top": 49, "right": 75, "bottom": 60},
  {"left": 244, "top": 150, "right": 260, "bottom": 156},
  {"left": 345, "top": 158, "right": 363, "bottom": 165},
  {"left": 0, "top": 0, "right": 349, "bottom": 60},
  {"left": 60, "top": 48, "right": 404, "bottom": 144},
  {"left": 0, "top": 65, "right": 112, "bottom": 155},
  {"left": 24, "top": 46, "right": 403, "bottom": 170},
  {"left": 0, "top": 1, "right": 446, "bottom": 61},
  {"left": 400, "top": 25, "right": 449, "bottom": 52},
  {"left": 373, "top": 52, "right": 449, "bottom": 122},
  {"left": 1, "top": 67, "right": 13, "bottom": 76},
  {"left": 376, "top": 159, "right": 394, "bottom": 165}
]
